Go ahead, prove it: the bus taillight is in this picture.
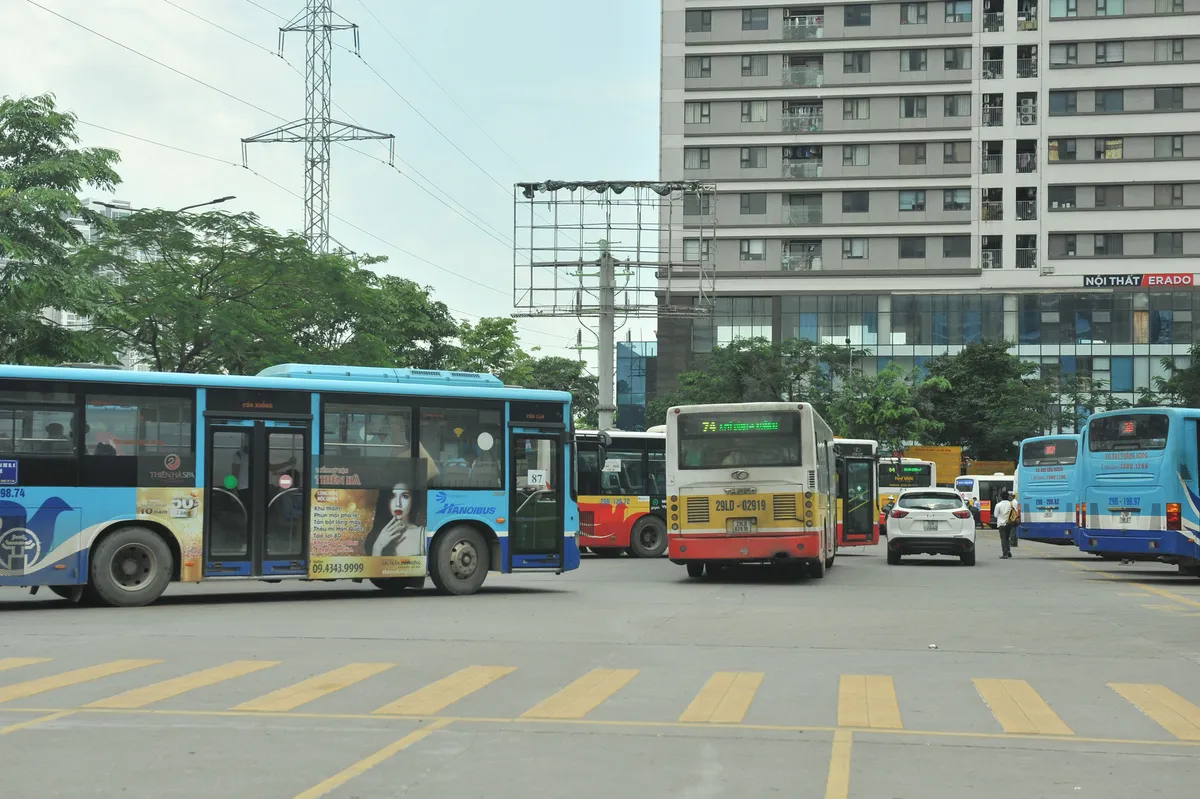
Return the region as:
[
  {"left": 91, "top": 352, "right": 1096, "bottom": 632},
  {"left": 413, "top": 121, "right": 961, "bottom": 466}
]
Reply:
[
  {"left": 1079, "top": 503, "right": 1086, "bottom": 529},
  {"left": 1075, "top": 503, "right": 1080, "bottom": 527},
  {"left": 1167, "top": 503, "right": 1182, "bottom": 530}
]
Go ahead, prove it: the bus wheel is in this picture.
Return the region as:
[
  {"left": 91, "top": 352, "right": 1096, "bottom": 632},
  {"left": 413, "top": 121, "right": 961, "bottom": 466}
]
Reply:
[
  {"left": 429, "top": 526, "right": 489, "bottom": 595},
  {"left": 630, "top": 516, "right": 668, "bottom": 558},
  {"left": 686, "top": 562, "right": 704, "bottom": 578},
  {"left": 370, "top": 577, "right": 425, "bottom": 594},
  {"left": 593, "top": 548, "right": 623, "bottom": 558},
  {"left": 89, "top": 527, "right": 173, "bottom": 607},
  {"left": 47, "top": 585, "right": 84, "bottom": 602},
  {"left": 807, "top": 556, "right": 826, "bottom": 579}
]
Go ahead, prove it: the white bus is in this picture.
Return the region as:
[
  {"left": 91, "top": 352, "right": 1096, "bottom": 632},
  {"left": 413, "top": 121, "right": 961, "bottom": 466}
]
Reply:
[
  {"left": 877, "top": 457, "right": 937, "bottom": 511},
  {"left": 665, "top": 402, "right": 838, "bottom": 579}
]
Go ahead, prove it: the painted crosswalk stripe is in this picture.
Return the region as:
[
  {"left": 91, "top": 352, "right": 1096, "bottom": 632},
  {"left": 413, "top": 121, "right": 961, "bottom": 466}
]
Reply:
[
  {"left": 86, "top": 661, "right": 279, "bottom": 709},
  {"left": 1110, "top": 683, "right": 1200, "bottom": 741},
  {"left": 0, "top": 658, "right": 51, "bottom": 673},
  {"left": 0, "top": 660, "right": 161, "bottom": 704},
  {"left": 234, "top": 663, "right": 397, "bottom": 713},
  {"left": 838, "top": 675, "right": 903, "bottom": 729},
  {"left": 374, "top": 666, "right": 516, "bottom": 716},
  {"left": 679, "top": 671, "right": 764, "bottom": 723},
  {"left": 521, "top": 668, "right": 639, "bottom": 720},
  {"left": 974, "top": 679, "right": 1073, "bottom": 735}
]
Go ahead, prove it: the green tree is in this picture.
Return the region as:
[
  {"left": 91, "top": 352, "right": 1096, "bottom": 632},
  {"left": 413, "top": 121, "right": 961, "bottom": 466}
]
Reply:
[
  {"left": 448, "top": 318, "right": 523, "bottom": 375},
  {"left": 507, "top": 355, "right": 599, "bottom": 426},
  {"left": 1152, "top": 343, "right": 1200, "bottom": 407},
  {"left": 0, "top": 93, "right": 121, "bottom": 364},
  {"left": 829, "top": 363, "right": 948, "bottom": 453}
]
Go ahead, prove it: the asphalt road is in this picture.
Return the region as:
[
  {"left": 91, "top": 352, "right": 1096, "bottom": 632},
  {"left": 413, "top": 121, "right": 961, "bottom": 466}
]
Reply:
[{"left": 3, "top": 532, "right": 1200, "bottom": 798}]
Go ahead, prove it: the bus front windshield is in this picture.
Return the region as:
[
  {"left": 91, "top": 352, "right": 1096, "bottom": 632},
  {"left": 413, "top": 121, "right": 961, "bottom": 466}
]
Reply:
[
  {"left": 1022, "top": 439, "right": 1078, "bottom": 466},
  {"left": 879, "top": 462, "right": 932, "bottom": 489},
  {"left": 1088, "top": 414, "right": 1170, "bottom": 452},
  {"left": 677, "top": 412, "right": 802, "bottom": 469}
]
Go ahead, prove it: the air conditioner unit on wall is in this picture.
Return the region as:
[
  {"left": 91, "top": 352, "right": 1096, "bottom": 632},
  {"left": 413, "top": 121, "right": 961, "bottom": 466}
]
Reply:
[{"left": 1020, "top": 113, "right": 1036, "bottom": 125}]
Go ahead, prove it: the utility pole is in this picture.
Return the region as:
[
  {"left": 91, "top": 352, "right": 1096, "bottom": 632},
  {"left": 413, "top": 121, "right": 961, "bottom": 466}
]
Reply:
[
  {"left": 596, "top": 240, "right": 616, "bottom": 430},
  {"left": 242, "top": 0, "right": 394, "bottom": 253}
]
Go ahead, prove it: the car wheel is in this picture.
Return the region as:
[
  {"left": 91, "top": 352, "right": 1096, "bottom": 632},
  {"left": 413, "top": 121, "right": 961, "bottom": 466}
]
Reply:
[
  {"left": 887, "top": 547, "right": 901, "bottom": 565},
  {"left": 961, "top": 550, "right": 976, "bottom": 566}
]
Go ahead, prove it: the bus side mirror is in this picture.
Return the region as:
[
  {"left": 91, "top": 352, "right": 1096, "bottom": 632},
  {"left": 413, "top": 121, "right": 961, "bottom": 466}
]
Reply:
[{"left": 598, "top": 431, "right": 612, "bottom": 448}]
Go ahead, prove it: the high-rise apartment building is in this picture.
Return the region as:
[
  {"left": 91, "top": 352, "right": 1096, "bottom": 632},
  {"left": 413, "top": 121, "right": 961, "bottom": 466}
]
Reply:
[{"left": 659, "top": 0, "right": 1200, "bottom": 425}]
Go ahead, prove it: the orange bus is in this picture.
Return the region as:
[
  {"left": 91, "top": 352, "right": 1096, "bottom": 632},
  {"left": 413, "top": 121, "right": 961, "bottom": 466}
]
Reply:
[{"left": 575, "top": 429, "right": 667, "bottom": 558}]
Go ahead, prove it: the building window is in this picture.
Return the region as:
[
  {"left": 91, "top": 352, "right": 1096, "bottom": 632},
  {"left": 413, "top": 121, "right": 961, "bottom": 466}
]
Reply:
[
  {"left": 685, "top": 57, "right": 711, "bottom": 79},
  {"left": 945, "top": 0, "right": 973, "bottom": 22},
  {"left": 844, "top": 51, "right": 871, "bottom": 73},
  {"left": 843, "top": 98, "right": 870, "bottom": 119},
  {"left": 943, "top": 141, "right": 970, "bottom": 163},
  {"left": 944, "top": 188, "right": 971, "bottom": 211},
  {"left": 1096, "top": 0, "right": 1124, "bottom": 16},
  {"left": 684, "top": 102, "right": 710, "bottom": 124},
  {"left": 842, "top": 238, "right": 869, "bottom": 259},
  {"left": 1049, "top": 186, "right": 1077, "bottom": 209},
  {"left": 741, "top": 55, "right": 768, "bottom": 76},
  {"left": 901, "top": 96, "right": 928, "bottom": 118},
  {"left": 1050, "top": 44, "right": 1077, "bottom": 66},
  {"left": 739, "top": 239, "right": 766, "bottom": 260},
  {"left": 943, "top": 236, "right": 971, "bottom": 258},
  {"left": 1095, "top": 90, "right": 1124, "bottom": 113},
  {"left": 1050, "top": 0, "right": 1078, "bottom": 16},
  {"left": 1154, "top": 135, "right": 1184, "bottom": 158},
  {"left": 1154, "top": 184, "right": 1184, "bottom": 207},
  {"left": 899, "top": 237, "right": 927, "bottom": 258},
  {"left": 843, "top": 191, "right": 870, "bottom": 213},
  {"left": 900, "top": 143, "right": 927, "bottom": 165},
  {"left": 1095, "top": 42, "right": 1124, "bottom": 64},
  {"left": 844, "top": 4, "right": 872, "bottom": 26},
  {"left": 740, "top": 146, "right": 767, "bottom": 168},
  {"left": 1155, "top": 87, "right": 1184, "bottom": 111},
  {"left": 1155, "top": 232, "right": 1183, "bottom": 255},
  {"left": 741, "top": 100, "right": 768, "bottom": 122},
  {"left": 842, "top": 144, "right": 870, "bottom": 166},
  {"left": 1048, "top": 138, "right": 1077, "bottom": 161},
  {"left": 944, "top": 47, "right": 971, "bottom": 70},
  {"left": 899, "top": 190, "right": 927, "bottom": 211},
  {"left": 1094, "top": 185, "right": 1124, "bottom": 208},
  {"left": 1155, "top": 39, "right": 1185, "bottom": 62},
  {"left": 742, "top": 8, "right": 769, "bottom": 30},
  {"left": 902, "top": 3, "right": 928, "bottom": 24},
  {"left": 740, "top": 193, "right": 767, "bottom": 214},
  {"left": 1095, "top": 137, "right": 1123, "bottom": 160},
  {"left": 685, "top": 10, "right": 712, "bottom": 32},
  {"left": 683, "top": 148, "right": 709, "bottom": 170},
  {"left": 683, "top": 192, "right": 712, "bottom": 215},
  {"left": 1049, "top": 234, "right": 1078, "bottom": 257},
  {"left": 901, "top": 49, "right": 928, "bottom": 72},
  {"left": 1156, "top": 0, "right": 1184, "bottom": 11},
  {"left": 683, "top": 238, "right": 710, "bottom": 261},
  {"left": 1049, "top": 91, "right": 1077, "bottom": 115},
  {"left": 944, "top": 95, "right": 971, "bottom": 117},
  {"left": 1094, "top": 233, "right": 1123, "bottom": 256}
]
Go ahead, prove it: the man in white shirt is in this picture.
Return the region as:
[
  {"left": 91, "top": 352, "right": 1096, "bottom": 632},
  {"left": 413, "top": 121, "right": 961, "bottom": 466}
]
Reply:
[{"left": 993, "top": 492, "right": 1014, "bottom": 559}]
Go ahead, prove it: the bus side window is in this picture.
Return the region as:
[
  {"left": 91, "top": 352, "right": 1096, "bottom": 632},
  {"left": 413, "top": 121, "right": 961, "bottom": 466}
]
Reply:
[
  {"left": 577, "top": 444, "right": 601, "bottom": 495},
  {"left": 647, "top": 448, "right": 666, "bottom": 497},
  {"left": 0, "top": 385, "right": 80, "bottom": 486},
  {"left": 605, "top": 448, "right": 646, "bottom": 495}
]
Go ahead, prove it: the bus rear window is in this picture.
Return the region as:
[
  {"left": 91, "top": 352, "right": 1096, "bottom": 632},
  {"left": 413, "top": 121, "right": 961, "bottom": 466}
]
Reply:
[
  {"left": 1022, "top": 439, "right": 1078, "bottom": 466},
  {"left": 880, "top": 462, "right": 931, "bottom": 489},
  {"left": 1088, "top": 414, "right": 1170, "bottom": 452},
  {"left": 677, "top": 411, "right": 802, "bottom": 469},
  {"left": 954, "top": 477, "right": 974, "bottom": 492}
]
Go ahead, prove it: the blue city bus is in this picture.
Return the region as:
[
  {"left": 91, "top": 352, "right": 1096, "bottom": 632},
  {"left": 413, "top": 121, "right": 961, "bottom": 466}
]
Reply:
[
  {"left": 0, "top": 363, "right": 580, "bottom": 606},
  {"left": 1016, "top": 434, "right": 1081, "bottom": 545},
  {"left": 1075, "top": 408, "right": 1200, "bottom": 576}
]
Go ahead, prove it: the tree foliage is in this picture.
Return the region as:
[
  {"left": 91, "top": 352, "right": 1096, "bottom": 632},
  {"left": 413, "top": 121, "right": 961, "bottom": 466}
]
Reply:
[
  {"left": 0, "top": 93, "right": 121, "bottom": 364},
  {"left": 830, "top": 363, "right": 948, "bottom": 453},
  {"left": 507, "top": 355, "right": 599, "bottom": 426}
]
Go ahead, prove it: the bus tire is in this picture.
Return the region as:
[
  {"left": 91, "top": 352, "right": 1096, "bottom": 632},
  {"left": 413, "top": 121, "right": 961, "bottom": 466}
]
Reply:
[
  {"left": 825, "top": 541, "right": 836, "bottom": 569},
  {"left": 629, "top": 516, "right": 668, "bottom": 558},
  {"left": 47, "top": 585, "right": 84, "bottom": 602},
  {"left": 593, "top": 548, "right": 622, "bottom": 558},
  {"left": 686, "top": 562, "right": 704, "bottom": 578},
  {"left": 89, "top": 527, "right": 173, "bottom": 607},
  {"left": 370, "top": 577, "right": 425, "bottom": 594},
  {"left": 808, "top": 556, "right": 826, "bottom": 579},
  {"left": 429, "top": 526, "right": 489, "bottom": 595}
]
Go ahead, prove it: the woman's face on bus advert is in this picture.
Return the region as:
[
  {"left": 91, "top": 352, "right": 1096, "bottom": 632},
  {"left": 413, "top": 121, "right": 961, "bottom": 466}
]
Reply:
[{"left": 389, "top": 483, "right": 413, "bottom": 524}]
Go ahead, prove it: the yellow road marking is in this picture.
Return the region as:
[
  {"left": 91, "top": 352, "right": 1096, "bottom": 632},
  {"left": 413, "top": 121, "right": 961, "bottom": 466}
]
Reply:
[
  {"left": 0, "top": 658, "right": 51, "bottom": 673},
  {"left": 520, "top": 668, "right": 639, "bottom": 719},
  {"left": 679, "top": 671, "right": 764, "bottom": 723},
  {"left": 0, "top": 709, "right": 77, "bottom": 736},
  {"left": 234, "top": 663, "right": 396, "bottom": 713},
  {"left": 86, "top": 660, "right": 279, "bottom": 709},
  {"left": 973, "top": 679, "right": 1073, "bottom": 735},
  {"left": 824, "top": 729, "right": 853, "bottom": 799},
  {"left": 1110, "top": 683, "right": 1200, "bottom": 741},
  {"left": 374, "top": 666, "right": 516, "bottom": 716},
  {"left": 838, "top": 675, "right": 902, "bottom": 729},
  {"left": 0, "top": 660, "right": 161, "bottom": 704},
  {"left": 1133, "top": 583, "right": 1200, "bottom": 610},
  {"left": 294, "top": 718, "right": 452, "bottom": 799}
]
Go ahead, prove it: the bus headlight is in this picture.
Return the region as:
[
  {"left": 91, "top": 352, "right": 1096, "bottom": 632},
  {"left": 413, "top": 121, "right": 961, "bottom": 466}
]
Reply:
[
  {"left": 671, "top": 514, "right": 679, "bottom": 521},
  {"left": 671, "top": 523, "right": 679, "bottom": 530}
]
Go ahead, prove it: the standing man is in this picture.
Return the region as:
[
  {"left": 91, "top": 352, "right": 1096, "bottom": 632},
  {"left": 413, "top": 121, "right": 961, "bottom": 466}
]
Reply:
[{"left": 994, "top": 491, "right": 1014, "bottom": 559}]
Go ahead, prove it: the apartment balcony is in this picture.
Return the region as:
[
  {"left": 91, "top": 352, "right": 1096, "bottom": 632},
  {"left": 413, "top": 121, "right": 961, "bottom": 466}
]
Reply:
[
  {"left": 1016, "top": 200, "right": 1037, "bottom": 221},
  {"left": 982, "top": 250, "right": 1002, "bottom": 269},
  {"left": 983, "top": 107, "right": 1003, "bottom": 127},
  {"left": 783, "top": 252, "right": 823, "bottom": 271},
  {"left": 982, "top": 201, "right": 1003, "bottom": 221},
  {"left": 783, "top": 162, "right": 823, "bottom": 179},
  {"left": 982, "top": 155, "right": 1003, "bottom": 175},
  {"left": 783, "top": 66, "right": 824, "bottom": 88},
  {"left": 1016, "top": 248, "right": 1038, "bottom": 269},
  {"left": 983, "top": 12, "right": 1004, "bottom": 32},
  {"left": 982, "top": 59, "right": 1003, "bottom": 80},
  {"left": 781, "top": 112, "right": 824, "bottom": 133},
  {"left": 1017, "top": 13, "right": 1038, "bottom": 31},
  {"left": 787, "top": 206, "right": 823, "bottom": 225},
  {"left": 1017, "top": 58, "right": 1037, "bottom": 78},
  {"left": 783, "top": 15, "right": 825, "bottom": 40},
  {"left": 1016, "top": 152, "right": 1037, "bottom": 173}
]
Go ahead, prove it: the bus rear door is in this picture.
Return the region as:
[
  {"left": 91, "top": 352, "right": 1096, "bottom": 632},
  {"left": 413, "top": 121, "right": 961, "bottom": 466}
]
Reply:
[{"left": 839, "top": 456, "right": 878, "bottom": 545}]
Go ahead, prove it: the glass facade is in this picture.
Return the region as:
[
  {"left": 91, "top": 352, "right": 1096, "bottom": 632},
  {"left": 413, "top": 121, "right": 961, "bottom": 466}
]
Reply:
[{"left": 616, "top": 341, "right": 657, "bottom": 431}]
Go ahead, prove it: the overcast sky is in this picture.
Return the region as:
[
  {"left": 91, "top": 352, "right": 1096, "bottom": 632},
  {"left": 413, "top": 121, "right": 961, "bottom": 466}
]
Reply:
[{"left": 4, "top": 0, "right": 661, "bottom": 362}]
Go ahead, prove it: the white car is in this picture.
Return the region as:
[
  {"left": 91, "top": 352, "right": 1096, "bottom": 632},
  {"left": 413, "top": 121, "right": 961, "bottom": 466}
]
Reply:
[{"left": 886, "top": 488, "right": 977, "bottom": 566}]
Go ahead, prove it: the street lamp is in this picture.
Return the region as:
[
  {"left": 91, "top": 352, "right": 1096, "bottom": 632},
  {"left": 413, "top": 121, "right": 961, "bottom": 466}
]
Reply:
[{"left": 177, "top": 196, "right": 236, "bottom": 213}]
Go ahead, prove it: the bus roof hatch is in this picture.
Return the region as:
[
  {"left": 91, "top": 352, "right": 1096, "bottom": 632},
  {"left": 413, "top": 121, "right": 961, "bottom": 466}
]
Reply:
[{"left": 257, "top": 364, "right": 504, "bottom": 387}]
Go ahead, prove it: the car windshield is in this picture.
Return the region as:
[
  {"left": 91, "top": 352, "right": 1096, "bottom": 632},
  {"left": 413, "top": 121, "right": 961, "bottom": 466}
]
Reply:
[{"left": 898, "top": 492, "right": 962, "bottom": 511}]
